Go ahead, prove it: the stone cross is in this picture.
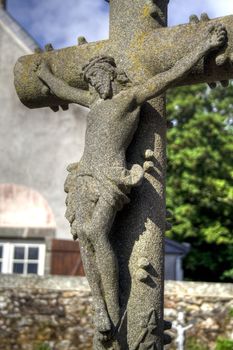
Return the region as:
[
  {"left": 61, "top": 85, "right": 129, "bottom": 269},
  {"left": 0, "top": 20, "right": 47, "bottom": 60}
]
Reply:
[{"left": 14, "top": 1, "right": 233, "bottom": 349}]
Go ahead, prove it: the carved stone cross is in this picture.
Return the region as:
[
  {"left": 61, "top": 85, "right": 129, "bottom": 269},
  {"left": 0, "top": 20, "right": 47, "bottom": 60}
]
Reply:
[{"left": 14, "top": 1, "right": 233, "bottom": 349}]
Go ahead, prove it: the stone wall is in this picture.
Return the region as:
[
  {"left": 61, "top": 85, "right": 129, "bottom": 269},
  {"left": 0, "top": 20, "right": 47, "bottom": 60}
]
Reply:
[
  {"left": 0, "top": 276, "right": 93, "bottom": 350},
  {"left": 0, "top": 275, "right": 232, "bottom": 350},
  {"left": 164, "top": 282, "right": 233, "bottom": 350}
]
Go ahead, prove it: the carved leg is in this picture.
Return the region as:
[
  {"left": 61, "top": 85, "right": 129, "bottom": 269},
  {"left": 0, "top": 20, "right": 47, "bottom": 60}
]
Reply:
[
  {"left": 78, "top": 231, "right": 110, "bottom": 335},
  {"left": 74, "top": 175, "right": 121, "bottom": 345},
  {"left": 64, "top": 162, "right": 80, "bottom": 240},
  {"left": 74, "top": 176, "right": 111, "bottom": 336},
  {"left": 89, "top": 197, "right": 120, "bottom": 334}
]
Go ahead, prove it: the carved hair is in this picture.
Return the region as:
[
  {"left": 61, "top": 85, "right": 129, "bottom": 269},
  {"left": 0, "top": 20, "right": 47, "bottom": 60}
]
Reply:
[
  {"left": 83, "top": 56, "right": 116, "bottom": 80},
  {"left": 82, "top": 56, "right": 130, "bottom": 86}
]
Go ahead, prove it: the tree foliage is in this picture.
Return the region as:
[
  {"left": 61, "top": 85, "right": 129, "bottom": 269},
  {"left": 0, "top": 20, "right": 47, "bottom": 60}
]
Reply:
[{"left": 166, "top": 83, "right": 233, "bottom": 282}]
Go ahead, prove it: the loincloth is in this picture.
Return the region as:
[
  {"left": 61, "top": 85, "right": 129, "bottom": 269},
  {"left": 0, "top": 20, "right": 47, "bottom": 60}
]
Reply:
[{"left": 76, "top": 166, "right": 130, "bottom": 211}]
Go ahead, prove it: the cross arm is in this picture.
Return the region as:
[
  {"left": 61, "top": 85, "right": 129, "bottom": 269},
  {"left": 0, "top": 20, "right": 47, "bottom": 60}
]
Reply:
[
  {"left": 14, "top": 15, "right": 233, "bottom": 109},
  {"left": 134, "top": 15, "right": 233, "bottom": 86},
  {"left": 14, "top": 40, "right": 109, "bottom": 109},
  {"left": 132, "top": 23, "right": 227, "bottom": 105}
]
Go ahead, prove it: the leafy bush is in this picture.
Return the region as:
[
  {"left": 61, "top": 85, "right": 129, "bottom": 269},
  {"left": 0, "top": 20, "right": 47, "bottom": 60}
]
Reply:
[
  {"left": 229, "top": 308, "right": 233, "bottom": 318},
  {"left": 34, "top": 343, "right": 51, "bottom": 350},
  {"left": 186, "top": 337, "right": 208, "bottom": 350},
  {"left": 215, "top": 337, "right": 233, "bottom": 350},
  {"left": 167, "top": 84, "right": 233, "bottom": 282}
]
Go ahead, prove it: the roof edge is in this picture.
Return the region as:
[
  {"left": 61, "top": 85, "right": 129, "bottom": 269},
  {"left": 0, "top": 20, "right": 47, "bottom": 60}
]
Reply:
[
  {"left": 165, "top": 237, "right": 190, "bottom": 254},
  {"left": 0, "top": 7, "right": 39, "bottom": 53},
  {"left": 0, "top": 0, "right": 6, "bottom": 10}
]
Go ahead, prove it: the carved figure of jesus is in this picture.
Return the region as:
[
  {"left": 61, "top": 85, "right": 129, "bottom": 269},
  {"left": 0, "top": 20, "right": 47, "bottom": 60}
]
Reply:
[{"left": 35, "top": 24, "right": 226, "bottom": 343}]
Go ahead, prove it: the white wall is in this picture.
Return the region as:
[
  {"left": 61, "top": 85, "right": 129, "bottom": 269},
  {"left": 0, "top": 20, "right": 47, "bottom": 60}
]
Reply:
[{"left": 0, "top": 18, "right": 88, "bottom": 238}]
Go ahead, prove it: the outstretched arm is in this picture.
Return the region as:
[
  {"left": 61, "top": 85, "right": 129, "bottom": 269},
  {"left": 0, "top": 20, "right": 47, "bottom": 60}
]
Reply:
[
  {"left": 36, "top": 61, "right": 92, "bottom": 108},
  {"left": 132, "top": 24, "right": 227, "bottom": 105}
]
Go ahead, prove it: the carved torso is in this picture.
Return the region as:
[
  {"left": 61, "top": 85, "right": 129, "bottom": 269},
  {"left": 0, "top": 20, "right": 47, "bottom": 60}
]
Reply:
[{"left": 80, "top": 90, "right": 140, "bottom": 177}]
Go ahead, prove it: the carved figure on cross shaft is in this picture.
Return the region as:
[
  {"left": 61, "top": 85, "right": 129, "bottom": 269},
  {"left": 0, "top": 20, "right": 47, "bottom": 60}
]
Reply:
[{"left": 35, "top": 23, "right": 227, "bottom": 346}]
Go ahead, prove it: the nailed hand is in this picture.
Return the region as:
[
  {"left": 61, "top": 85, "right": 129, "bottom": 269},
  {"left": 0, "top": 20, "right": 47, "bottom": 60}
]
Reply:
[{"left": 205, "top": 23, "right": 227, "bottom": 51}]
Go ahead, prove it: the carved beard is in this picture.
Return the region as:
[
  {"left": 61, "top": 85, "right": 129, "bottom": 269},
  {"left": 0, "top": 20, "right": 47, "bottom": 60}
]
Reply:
[{"left": 95, "top": 79, "right": 112, "bottom": 100}]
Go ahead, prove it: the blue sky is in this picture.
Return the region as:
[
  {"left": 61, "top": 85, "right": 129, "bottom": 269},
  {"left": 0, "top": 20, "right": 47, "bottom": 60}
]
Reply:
[{"left": 7, "top": 0, "right": 233, "bottom": 49}]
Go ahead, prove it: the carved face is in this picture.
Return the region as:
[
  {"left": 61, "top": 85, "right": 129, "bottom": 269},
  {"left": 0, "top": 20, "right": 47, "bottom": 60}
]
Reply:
[{"left": 87, "top": 65, "right": 115, "bottom": 100}]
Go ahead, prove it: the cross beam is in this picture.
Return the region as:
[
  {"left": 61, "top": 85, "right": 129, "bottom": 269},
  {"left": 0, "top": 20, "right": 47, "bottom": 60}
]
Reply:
[
  {"left": 15, "top": 15, "right": 233, "bottom": 109},
  {"left": 13, "top": 1, "right": 233, "bottom": 350}
]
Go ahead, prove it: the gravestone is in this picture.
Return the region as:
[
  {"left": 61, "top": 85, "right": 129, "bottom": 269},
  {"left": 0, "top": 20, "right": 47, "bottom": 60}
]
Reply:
[{"left": 14, "top": 1, "right": 233, "bottom": 349}]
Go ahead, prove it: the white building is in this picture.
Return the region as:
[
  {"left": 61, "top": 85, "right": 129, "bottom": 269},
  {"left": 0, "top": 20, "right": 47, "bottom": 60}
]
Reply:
[{"left": 0, "top": 1, "right": 87, "bottom": 274}]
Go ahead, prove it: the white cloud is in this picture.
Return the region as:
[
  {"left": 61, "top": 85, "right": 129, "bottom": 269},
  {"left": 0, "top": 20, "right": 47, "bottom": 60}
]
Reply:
[
  {"left": 9, "top": 0, "right": 109, "bottom": 48},
  {"left": 169, "top": 0, "right": 233, "bottom": 26},
  {"left": 206, "top": 0, "right": 233, "bottom": 18},
  {"left": 8, "top": 0, "right": 233, "bottom": 48}
]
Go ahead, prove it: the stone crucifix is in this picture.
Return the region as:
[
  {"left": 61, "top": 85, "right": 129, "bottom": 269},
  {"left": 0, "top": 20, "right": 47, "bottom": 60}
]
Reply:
[{"left": 14, "top": 1, "right": 233, "bottom": 349}]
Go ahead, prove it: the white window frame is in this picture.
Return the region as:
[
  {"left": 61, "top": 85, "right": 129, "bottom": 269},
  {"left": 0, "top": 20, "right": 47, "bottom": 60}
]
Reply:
[
  {"left": 0, "top": 242, "right": 11, "bottom": 274},
  {"left": 0, "top": 240, "right": 45, "bottom": 276},
  {"left": 0, "top": 243, "right": 2, "bottom": 272}
]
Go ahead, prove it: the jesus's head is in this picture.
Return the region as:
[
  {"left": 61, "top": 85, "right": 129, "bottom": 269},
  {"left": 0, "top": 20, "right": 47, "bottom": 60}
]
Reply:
[{"left": 83, "top": 56, "right": 129, "bottom": 99}]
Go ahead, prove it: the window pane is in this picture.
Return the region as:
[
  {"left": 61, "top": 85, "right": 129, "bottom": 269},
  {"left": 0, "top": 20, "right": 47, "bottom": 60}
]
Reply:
[
  {"left": 28, "top": 247, "right": 39, "bottom": 260},
  {"left": 14, "top": 247, "right": 25, "bottom": 260},
  {"left": 0, "top": 246, "right": 2, "bottom": 258},
  {"left": 27, "top": 263, "right": 38, "bottom": 274},
  {"left": 13, "top": 263, "right": 24, "bottom": 274},
  {"left": 0, "top": 262, "right": 2, "bottom": 273}
]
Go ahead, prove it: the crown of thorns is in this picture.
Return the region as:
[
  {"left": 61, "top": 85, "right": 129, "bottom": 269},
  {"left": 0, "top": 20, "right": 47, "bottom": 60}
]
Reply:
[{"left": 82, "top": 56, "right": 117, "bottom": 79}]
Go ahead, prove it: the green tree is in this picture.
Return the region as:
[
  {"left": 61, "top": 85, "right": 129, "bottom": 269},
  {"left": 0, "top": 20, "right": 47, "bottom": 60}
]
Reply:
[
  {"left": 166, "top": 83, "right": 233, "bottom": 282},
  {"left": 215, "top": 337, "right": 233, "bottom": 350}
]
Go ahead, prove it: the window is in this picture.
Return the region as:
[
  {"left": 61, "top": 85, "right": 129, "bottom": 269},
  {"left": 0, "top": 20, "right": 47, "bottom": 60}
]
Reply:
[{"left": 0, "top": 241, "right": 45, "bottom": 276}]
